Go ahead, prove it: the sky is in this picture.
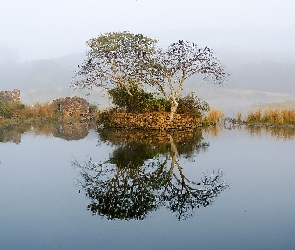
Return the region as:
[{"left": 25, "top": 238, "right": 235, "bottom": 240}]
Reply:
[{"left": 1, "top": 0, "right": 295, "bottom": 62}]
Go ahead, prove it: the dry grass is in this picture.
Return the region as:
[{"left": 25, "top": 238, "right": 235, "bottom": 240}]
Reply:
[
  {"left": 245, "top": 108, "right": 295, "bottom": 125},
  {"left": 13, "top": 102, "right": 96, "bottom": 121},
  {"left": 237, "top": 111, "right": 243, "bottom": 124},
  {"left": 10, "top": 103, "right": 58, "bottom": 121},
  {"left": 202, "top": 108, "right": 224, "bottom": 126},
  {"left": 15, "top": 103, "right": 57, "bottom": 120}
]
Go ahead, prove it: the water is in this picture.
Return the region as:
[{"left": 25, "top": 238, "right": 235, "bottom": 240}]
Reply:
[{"left": 0, "top": 123, "right": 295, "bottom": 250}]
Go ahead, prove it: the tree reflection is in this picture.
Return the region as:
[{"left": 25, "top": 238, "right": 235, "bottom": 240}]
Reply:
[
  {"left": 77, "top": 159, "right": 160, "bottom": 220},
  {"left": 73, "top": 129, "right": 228, "bottom": 220}
]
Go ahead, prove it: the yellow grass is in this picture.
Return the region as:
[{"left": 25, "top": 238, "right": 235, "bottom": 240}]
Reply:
[
  {"left": 202, "top": 108, "right": 224, "bottom": 126},
  {"left": 245, "top": 108, "right": 295, "bottom": 125},
  {"left": 14, "top": 102, "right": 57, "bottom": 120}
]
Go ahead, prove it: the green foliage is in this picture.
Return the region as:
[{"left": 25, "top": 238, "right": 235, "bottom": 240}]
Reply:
[
  {"left": 0, "top": 101, "right": 25, "bottom": 118},
  {"left": 108, "top": 85, "right": 170, "bottom": 113},
  {"left": 176, "top": 92, "right": 210, "bottom": 117},
  {"left": 108, "top": 87, "right": 209, "bottom": 117},
  {"left": 149, "top": 98, "right": 171, "bottom": 112}
]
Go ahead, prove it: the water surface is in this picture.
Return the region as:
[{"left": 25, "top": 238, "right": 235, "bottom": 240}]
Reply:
[{"left": 0, "top": 123, "right": 294, "bottom": 250}]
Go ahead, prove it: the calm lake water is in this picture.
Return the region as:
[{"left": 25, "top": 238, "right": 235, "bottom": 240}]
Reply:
[{"left": 0, "top": 122, "right": 295, "bottom": 250}]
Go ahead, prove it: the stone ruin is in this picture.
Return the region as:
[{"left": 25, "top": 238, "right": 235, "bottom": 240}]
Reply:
[
  {"left": 0, "top": 89, "right": 20, "bottom": 103},
  {"left": 52, "top": 96, "right": 90, "bottom": 120}
]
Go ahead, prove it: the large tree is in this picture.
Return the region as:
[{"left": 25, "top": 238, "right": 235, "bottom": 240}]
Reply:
[{"left": 73, "top": 32, "right": 229, "bottom": 119}]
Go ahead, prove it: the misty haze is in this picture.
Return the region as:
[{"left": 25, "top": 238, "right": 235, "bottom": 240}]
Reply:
[
  {"left": 1, "top": 28, "right": 295, "bottom": 116},
  {"left": 1, "top": 1, "right": 295, "bottom": 249}
]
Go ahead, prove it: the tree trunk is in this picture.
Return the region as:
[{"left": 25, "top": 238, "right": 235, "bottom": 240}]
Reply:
[{"left": 169, "top": 100, "right": 178, "bottom": 121}]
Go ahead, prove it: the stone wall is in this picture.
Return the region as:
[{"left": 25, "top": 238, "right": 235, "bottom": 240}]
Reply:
[
  {"left": 99, "top": 109, "right": 202, "bottom": 130},
  {"left": 52, "top": 96, "right": 90, "bottom": 120},
  {"left": 0, "top": 89, "right": 20, "bottom": 103}
]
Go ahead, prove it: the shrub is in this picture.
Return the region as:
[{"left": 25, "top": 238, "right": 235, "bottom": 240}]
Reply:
[
  {"left": 176, "top": 92, "right": 209, "bottom": 117},
  {"left": 108, "top": 85, "right": 170, "bottom": 113},
  {"left": 108, "top": 87, "right": 209, "bottom": 116},
  {"left": 0, "top": 101, "right": 25, "bottom": 118}
]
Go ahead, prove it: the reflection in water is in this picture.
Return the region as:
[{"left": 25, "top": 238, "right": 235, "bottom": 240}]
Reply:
[
  {"left": 73, "top": 129, "right": 228, "bottom": 220},
  {"left": 0, "top": 122, "right": 91, "bottom": 143},
  {"left": 203, "top": 124, "right": 225, "bottom": 138},
  {"left": 2, "top": 121, "right": 294, "bottom": 144},
  {"left": 0, "top": 123, "right": 27, "bottom": 144},
  {"left": 245, "top": 125, "right": 295, "bottom": 140},
  {"left": 52, "top": 122, "right": 89, "bottom": 141}
]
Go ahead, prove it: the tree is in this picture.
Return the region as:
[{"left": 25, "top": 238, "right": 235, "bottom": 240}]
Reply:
[
  {"left": 144, "top": 40, "right": 229, "bottom": 120},
  {"left": 73, "top": 32, "right": 229, "bottom": 120},
  {"left": 72, "top": 31, "right": 157, "bottom": 96}
]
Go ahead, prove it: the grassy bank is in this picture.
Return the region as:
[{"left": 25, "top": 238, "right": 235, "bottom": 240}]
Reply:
[
  {"left": 0, "top": 101, "right": 100, "bottom": 127},
  {"left": 0, "top": 101, "right": 59, "bottom": 120},
  {"left": 242, "top": 108, "right": 295, "bottom": 126}
]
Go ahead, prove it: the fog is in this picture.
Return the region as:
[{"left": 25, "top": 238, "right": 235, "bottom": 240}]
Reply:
[{"left": 1, "top": 0, "right": 295, "bottom": 114}]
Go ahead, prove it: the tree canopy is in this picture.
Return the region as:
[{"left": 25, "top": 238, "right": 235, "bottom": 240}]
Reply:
[{"left": 73, "top": 31, "right": 157, "bottom": 95}]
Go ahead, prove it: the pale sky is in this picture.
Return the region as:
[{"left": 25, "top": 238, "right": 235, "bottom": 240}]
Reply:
[{"left": 1, "top": 0, "right": 295, "bottom": 61}]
